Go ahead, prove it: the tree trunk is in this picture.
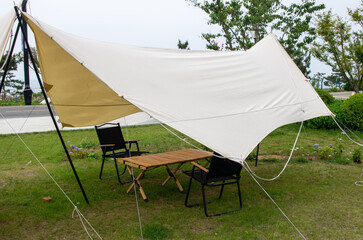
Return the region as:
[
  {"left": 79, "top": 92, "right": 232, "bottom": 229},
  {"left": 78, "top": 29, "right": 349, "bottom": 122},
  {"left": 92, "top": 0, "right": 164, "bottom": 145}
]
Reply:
[{"left": 353, "top": 85, "right": 360, "bottom": 93}]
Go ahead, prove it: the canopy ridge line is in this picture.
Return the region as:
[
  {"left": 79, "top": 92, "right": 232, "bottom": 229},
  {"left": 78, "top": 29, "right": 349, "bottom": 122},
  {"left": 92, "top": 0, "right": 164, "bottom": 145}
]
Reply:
[
  {"left": 134, "top": 99, "right": 319, "bottom": 125},
  {"left": 0, "top": 111, "right": 102, "bottom": 240},
  {"left": 53, "top": 103, "right": 136, "bottom": 107},
  {"left": 14, "top": 6, "right": 90, "bottom": 204}
]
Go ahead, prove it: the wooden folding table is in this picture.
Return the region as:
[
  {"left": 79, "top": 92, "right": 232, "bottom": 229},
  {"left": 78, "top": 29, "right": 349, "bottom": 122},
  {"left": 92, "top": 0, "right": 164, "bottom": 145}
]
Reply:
[{"left": 118, "top": 148, "right": 212, "bottom": 201}]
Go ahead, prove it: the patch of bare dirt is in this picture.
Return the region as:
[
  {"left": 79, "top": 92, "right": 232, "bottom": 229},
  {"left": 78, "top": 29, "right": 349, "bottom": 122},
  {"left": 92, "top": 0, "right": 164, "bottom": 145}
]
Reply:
[{"left": 259, "top": 155, "right": 287, "bottom": 160}]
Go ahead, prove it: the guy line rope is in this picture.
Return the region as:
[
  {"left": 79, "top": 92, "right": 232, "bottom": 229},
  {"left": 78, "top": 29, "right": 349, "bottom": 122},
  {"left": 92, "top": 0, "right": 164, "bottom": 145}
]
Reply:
[{"left": 0, "top": 111, "right": 102, "bottom": 240}]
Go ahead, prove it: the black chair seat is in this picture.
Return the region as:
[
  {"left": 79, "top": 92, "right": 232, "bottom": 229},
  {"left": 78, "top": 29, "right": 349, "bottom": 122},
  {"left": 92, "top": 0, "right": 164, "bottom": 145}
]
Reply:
[{"left": 183, "top": 169, "right": 239, "bottom": 184}]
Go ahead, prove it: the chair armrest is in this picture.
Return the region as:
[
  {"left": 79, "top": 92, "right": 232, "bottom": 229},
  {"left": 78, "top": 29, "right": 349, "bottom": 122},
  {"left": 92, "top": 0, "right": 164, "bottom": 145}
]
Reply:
[
  {"left": 191, "top": 162, "right": 209, "bottom": 173},
  {"left": 100, "top": 144, "right": 115, "bottom": 147}
]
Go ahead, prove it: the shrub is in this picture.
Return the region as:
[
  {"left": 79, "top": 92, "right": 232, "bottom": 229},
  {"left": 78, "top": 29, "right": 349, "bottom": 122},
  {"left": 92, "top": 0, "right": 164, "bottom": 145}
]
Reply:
[
  {"left": 262, "top": 158, "right": 281, "bottom": 163},
  {"left": 291, "top": 157, "right": 310, "bottom": 163},
  {"left": 315, "top": 88, "right": 335, "bottom": 105},
  {"left": 88, "top": 152, "right": 99, "bottom": 160},
  {"left": 339, "top": 94, "right": 363, "bottom": 130},
  {"left": 79, "top": 138, "right": 96, "bottom": 149},
  {"left": 305, "top": 100, "right": 343, "bottom": 129},
  {"left": 343, "top": 83, "right": 353, "bottom": 91},
  {"left": 246, "top": 152, "right": 256, "bottom": 161},
  {"left": 352, "top": 148, "right": 361, "bottom": 163},
  {"left": 69, "top": 147, "right": 88, "bottom": 159},
  {"left": 344, "top": 83, "right": 363, "bottom": 91},
  {"left": 329, "top": 87, "right": 339, "bottom": 92},
  {"left": 67, "top": 141, "right": 89, "bottom": 159},
  {"left": 312, "top": 142, "right": 344, "bottom": 160}
]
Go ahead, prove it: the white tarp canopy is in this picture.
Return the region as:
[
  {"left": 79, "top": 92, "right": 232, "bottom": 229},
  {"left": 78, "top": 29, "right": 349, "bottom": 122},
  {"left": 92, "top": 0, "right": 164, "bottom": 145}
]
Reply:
[
  {"left": 22, "top": 12, "right": 332, "bottom": 162},
  {"left": 0, "top": 8, "right": 16, "bottom": 63}
]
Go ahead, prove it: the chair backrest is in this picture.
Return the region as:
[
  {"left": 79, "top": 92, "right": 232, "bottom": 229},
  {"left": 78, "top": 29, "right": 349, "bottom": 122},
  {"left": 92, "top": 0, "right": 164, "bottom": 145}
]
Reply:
[
  {"left": 95, "top": 123, "right": 127, "bottom": 153},
  {"left": 207, "top": 152, "right": 242, "bottom": 179}
]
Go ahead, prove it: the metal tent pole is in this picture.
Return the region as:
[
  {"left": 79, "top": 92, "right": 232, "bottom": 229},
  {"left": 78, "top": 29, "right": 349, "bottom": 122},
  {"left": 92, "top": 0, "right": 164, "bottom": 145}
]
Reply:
[
  {"left": 21, "top": 0, "right": 33, "bottom": 105},
  {"left": 255, "top": 143, "right": 260, "bottom": 167},
  {"left": 14, "top": 7, "right": 89, "bottom": 204},
  {"left": 0, "top": 24, "right": 20, "bottom": 96}
]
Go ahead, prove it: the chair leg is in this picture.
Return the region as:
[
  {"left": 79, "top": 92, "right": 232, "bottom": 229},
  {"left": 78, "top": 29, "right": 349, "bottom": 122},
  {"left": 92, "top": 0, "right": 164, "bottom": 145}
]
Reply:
[
  {"left": 99, "top": 157, "right": 106, "bottom": 180},
  {"left": 204, "top": 181, "right": 242, "bottom": 217},
  {"left": 202, "top": 184, "right": 210, "bottom": 217},
  {"left": 237, "top": 181, "right": 242, "bottom": 209},
  {"left": 184, "top": 176, "right": 193, "bottom": 207},
  {"left": 113, "top": 157, "right": 124, "bottom": 185}
]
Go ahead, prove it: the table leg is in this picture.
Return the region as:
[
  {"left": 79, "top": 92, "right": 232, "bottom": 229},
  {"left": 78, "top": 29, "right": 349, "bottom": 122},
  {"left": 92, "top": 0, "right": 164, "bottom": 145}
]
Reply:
[
  {"left": 126, "top": 166, "right": 148, "bottom": 201},
  {"left": 162, "top": 163, "right": 184, "bottom": 192}
]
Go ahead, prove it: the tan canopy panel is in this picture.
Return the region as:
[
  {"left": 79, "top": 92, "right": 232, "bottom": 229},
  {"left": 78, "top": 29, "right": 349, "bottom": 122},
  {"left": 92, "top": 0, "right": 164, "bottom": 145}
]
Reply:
[
  {"left": 22, "top": 12, "right": 332, "bottom": 161},
  {"left": 23, "top": 14, "right": 141, "bottom": 127}
]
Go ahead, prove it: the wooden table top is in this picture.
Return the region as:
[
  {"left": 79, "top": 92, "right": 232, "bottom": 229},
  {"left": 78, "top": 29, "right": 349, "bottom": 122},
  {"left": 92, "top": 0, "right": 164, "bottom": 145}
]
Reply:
[{"left": 118, "top": 148, "right": 212, "bottom": 169}]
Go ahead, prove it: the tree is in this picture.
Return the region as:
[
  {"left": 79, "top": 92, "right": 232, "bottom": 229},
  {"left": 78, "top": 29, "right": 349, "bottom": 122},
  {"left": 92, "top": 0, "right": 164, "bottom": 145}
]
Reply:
[
  {"left": 0, "top": 51, "right": 23, "bottom": 100},
  {"left": 187, "top": 0, "right": 325, "bottom": 76},
  {"left": 324, "top": 72, "right": 345, "bottom": 89},
  {"left": 28, "top": 47, "right": 40, "bottom": 72},
  {"left": 312, "top": 4, "right": 362, "bottom": 93},
  {"left": 188, "top": 0, "right": 280, "bottom": 51},
  {"left": 311, "top": 72, "right": 326, "bottom": 89},
  {"left": 178, "top": 39, "right": 190, "bottom": 50},
  {"left": 273, "top": 0, "right": 325, "bottom": 76}
]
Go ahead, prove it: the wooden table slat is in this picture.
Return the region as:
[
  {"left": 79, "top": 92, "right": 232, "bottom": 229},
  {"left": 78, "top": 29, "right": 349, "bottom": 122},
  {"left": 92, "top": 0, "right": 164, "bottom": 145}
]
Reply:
[{"left": 118, "top": 149, "right": 212, "bottom": 169}]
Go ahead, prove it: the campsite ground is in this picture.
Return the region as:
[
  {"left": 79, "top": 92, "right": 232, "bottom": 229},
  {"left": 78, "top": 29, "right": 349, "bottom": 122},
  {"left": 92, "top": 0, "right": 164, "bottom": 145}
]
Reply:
[{"left": 0, "top": 124, "right": 362, "bottom": 239}]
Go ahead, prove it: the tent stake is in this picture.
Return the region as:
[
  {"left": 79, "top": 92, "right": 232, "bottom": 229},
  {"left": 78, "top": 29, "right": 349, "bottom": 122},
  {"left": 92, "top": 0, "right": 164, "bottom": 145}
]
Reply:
[
  {"left": 0, "top": 24, "right": 20, "bottom": 95},
  {"left": 14, "top": 7, "right": 90, "bottom": 204}
]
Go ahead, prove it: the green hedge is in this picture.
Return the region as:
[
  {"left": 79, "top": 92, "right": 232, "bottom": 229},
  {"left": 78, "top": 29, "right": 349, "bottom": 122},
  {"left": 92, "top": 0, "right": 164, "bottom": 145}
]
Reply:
[
  {"left": 315, "top": 89, "right": 335, "bottom": 105},
  {"left": 340, "top": 94, "right": 363, "bottom": 130},
  {"left": 306, "top": 93, "right": 363, "bottom": 130},
  {"left": 306, "top": 100, "right": 343, "bottom": 129}
]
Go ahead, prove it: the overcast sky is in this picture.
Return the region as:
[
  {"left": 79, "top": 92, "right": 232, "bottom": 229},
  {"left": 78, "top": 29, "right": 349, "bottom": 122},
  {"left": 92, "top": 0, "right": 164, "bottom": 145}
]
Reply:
[{"left": 0, "top": 0, "right": 361, "bottom": 91}]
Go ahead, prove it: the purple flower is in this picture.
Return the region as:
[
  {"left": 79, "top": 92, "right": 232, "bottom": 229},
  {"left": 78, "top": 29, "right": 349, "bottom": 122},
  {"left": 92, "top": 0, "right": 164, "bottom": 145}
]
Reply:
[
  {"left": 75, "top": 147, "right": 79, "bottom": 151},
  {"left": 69, "top": 152, "right": 73, "bottom": 154},
  {"left": 341, "top": 132, "right": 346, "bottom": 135},
  {"left": 67, "top": 141, "right": 71, "bottom": 143},
  {"left": 329, "top": 144, "right": 333, "bottom": 148},
  {"left": 314, "top": 144, "right": 319, "bottom": 147},
  {"left": 313, "top": 151, "right": 317, "bottom": 154},
  {"left": 71, "top": 145, "right": 75, "bottom": 149},
  {"left": 80, "top": 148, "right": 83, "bottom": 151}
]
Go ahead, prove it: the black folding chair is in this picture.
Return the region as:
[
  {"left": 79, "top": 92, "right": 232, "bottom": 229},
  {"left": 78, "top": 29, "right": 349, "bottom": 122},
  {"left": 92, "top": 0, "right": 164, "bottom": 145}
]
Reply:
[
  {"left": 95, "top": 122, "right": 148, "bottom": 185},
  {"left": 183, "top": 152, "right": 242, "bottom": 217}
]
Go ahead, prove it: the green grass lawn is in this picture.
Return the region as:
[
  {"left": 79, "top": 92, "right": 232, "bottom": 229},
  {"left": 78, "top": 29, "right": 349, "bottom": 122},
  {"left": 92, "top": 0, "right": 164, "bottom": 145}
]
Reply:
[{"left": 0, "top": 124, "right": 362, "bottom": 239}]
